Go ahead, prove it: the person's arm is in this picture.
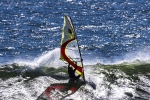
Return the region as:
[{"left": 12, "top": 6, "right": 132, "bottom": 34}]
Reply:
[
  {"left": 75, "top": 75, "right": 81, "bottom": 80},
  {"left": 68, "top": 63, "right": 70, "bottom": 67},
  {"left": 68, "top": 63, "right": 70, "bottom": 73},
  {"left": 73, "top": 64, "right": 78, "bottom": 72}
]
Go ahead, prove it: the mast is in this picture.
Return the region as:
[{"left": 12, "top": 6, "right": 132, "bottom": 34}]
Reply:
[
  {"left": 69, "top": 17, "right": 86, "bottom": 82},
  {"left": 75, "top": 32, "right": 86, "bottom": 82}
]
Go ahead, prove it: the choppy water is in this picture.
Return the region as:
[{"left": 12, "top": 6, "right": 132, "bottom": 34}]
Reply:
[{"left": 0, "top": 0, "right": 150, "bottom": 100}]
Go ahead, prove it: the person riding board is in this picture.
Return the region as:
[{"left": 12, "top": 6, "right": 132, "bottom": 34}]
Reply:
[
  {"left": 68, "top": 62, "right": 81, "bottom": 83},
  {"left": 68, "top": 62, "right": 96, "bottom": 89}
]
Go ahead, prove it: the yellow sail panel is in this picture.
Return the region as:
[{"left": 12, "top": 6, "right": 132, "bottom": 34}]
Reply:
[
  {"left": 61, "top": 16, "right": 75, "bottom": 46},
  {"left": 60, "top": 16, "right": 83, "bottom": 76},
  {"left": 60, "top": 16, "right": 76, "bottom": 61}
]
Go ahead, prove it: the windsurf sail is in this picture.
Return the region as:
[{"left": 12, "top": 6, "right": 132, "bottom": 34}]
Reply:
[{"left": 60, "top": 16, "right": 85, "bottom": 81}]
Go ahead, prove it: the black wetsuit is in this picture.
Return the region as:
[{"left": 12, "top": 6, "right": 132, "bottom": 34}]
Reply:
[{"left": 68, "top": 64, "right": 80, "bottom": 83}]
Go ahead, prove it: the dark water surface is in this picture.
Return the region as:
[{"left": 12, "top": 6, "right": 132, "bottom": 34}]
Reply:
[{"left": 1, "top": 0, "right": 150, "bottom": 64}]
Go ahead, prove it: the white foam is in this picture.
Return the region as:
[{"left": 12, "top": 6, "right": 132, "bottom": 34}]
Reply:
[
  {"left": 39, "top": 26, "right": 60, "bottom": 31},
  {"left": 34, "top": 48, "right": 65, "bottom": 68},
  {"left": 0, "top": 76, "right": 61, "bottom": 100},
  {"left": 13, "top": 45, "right": 150, "bottom": 70},
  {"left": 83, "top": 46, "right": 150, "bottom": 65},
  {"left": 14, "top": 48, "right": 79, "bottom": 69},
  {"left": 13, "top": 48, "right": 63, "bottom": 69}
]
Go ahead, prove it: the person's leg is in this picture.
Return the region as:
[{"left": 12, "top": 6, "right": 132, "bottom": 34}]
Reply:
[{"left": 68, "top": 78, "right": 75, "bottom": 83}]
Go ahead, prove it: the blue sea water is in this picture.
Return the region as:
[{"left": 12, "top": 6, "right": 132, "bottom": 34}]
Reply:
[
  {"left": 1, "top": 0, "right": 150, "bottom": 65},
  {"left": 0, "top": 0, "right": 150, "bottom": 100}
]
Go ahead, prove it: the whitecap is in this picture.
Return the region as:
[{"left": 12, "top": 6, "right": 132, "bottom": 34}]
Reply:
[{"left": 7, "top": 47, "right": 15, "bottom": 50}]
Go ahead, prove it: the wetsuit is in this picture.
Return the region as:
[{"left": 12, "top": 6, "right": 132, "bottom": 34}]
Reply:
[{"left": 68, "top": 63, "right": 80, "bottom": 83}]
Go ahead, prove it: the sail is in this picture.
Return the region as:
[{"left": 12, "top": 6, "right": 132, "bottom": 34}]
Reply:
[{"left": 60, "top": 16, "right": 84, "bottom": 78}]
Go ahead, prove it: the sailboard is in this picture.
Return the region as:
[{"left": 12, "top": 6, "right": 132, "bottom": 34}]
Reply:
[
  {"left": 37, "top": 16, "right": 86, "bottom": 100},
  {"left": 37, "top": 83, "right": 82, "bottom": 100},
  {"left": 60, "top": 15, "right": 85, "bottom": 81}
]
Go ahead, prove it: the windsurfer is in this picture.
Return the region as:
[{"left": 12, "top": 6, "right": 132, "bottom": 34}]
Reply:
[{"left": 68, "top": 62, "right": 80, "bottom": 83}]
